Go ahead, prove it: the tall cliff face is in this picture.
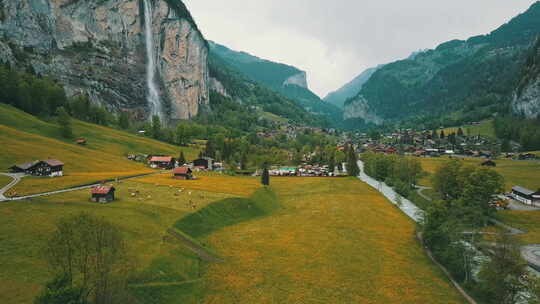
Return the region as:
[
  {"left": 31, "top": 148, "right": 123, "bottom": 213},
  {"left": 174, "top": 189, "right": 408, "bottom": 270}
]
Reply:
[
  {"left": 0, "top": 0, "right": 208, "bottom": 121},
  {"left": 512, "top": 39, "right": 540, "bottom": 118}
]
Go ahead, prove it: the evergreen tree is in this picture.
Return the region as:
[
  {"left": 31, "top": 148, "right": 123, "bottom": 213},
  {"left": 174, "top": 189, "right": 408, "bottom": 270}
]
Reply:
[
  {"left": 118, "top": 112, "right": 130, "bottom": 130},
  {"left": 178, "top": 151, "right": 186, "bottom": 166},
  {"left": 457, "top": 127, "right": 464, "bottom": 137},
  {"left": 346, "top": 147, "right": 360, "bottom": 177},
  {"left": 261, "top": 163, "right": 270, "bottom": 186},
  {"left": 440, "top": 130, "right": 446, "bottom": 139},
  {"left": 240, "top": 152, "right": 248, "bottom": 170},
  {"left": 57, "top": 107, "right": 73, "bottom": 138},
  {"left": 151, "top": 115, "right": 161, "bottom": 140}
]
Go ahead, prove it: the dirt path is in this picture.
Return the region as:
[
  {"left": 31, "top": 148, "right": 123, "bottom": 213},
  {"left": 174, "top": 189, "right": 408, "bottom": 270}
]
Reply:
[
  {"left": 416, "top": 186, "right": 433, "bottom": 202},
  {"left": 167, "top": 229, "right": 223, "bottom": 263}
]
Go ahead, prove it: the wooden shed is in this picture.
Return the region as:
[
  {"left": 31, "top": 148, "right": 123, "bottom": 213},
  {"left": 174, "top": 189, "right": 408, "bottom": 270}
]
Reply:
[
  {"left": 173, "top": 167, "right": 193, "bottom": 180},
  {"left": 91, "top": 185, "right": 116, "bottom": 203},
  {"left": 148, "top": 156, "right": 174, "bottom": 169}
]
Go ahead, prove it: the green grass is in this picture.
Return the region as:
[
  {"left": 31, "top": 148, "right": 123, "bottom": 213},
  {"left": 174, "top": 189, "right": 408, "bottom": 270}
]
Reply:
[
  {"left": 0, "top": 175, "right": 13, "bottom": 188},
  {"left": 199, "top": 178, "right": 466, "bottom": 303},
  {"left": 496, "top": 211, "right": 540, "bottom": 244},
  {"left": 0, "top": 104, "right": 201, "bottom": 195},
  {"left": 174, "top": 187, "right": 279, "bottom": 238},
  {"left": 442, "top": 120, "right": 495, "bottom": 138}
]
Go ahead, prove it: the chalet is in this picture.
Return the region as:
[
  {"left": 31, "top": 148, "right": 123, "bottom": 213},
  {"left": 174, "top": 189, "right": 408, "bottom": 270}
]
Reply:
[
  {"left": 481, "top": 160, "right": 497, "bottom": 167},
  {"left": 9, "top": 159, "right": 64, "bottom": 177},
  {"left": 193, "top": 157, "right": 214, "bottom": 170},
  {"left": 91, "top": 185, "right": 116, "bottom": 203},
  {"left": 511, "top": 186, "right": 540, "bottom": 206},
  {"left": 148, "top": 156, "right": 174, "bottom": 169},
  {"left": 173, "top": 167, "right": 193, "bottom": 180}
]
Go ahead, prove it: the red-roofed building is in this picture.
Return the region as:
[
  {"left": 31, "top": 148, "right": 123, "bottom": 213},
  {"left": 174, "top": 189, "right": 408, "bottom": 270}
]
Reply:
[
  {"left": 91, "top": 185, "right": 116, "bottom": 203},
  {"left": 148, "top": 156, "right": 174, "bottom": 169},
  {"left": 173, "top": 167, "right": 193, "bottom": 180}
]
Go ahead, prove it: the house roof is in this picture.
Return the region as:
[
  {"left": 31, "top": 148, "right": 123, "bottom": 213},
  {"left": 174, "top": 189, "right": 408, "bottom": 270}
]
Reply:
[
  {"left": 173, "top": 167, "right": 192, "bottom": 174},
  {"left": 149, "top": 156, "right": 172, "bottom": 162},
  {"left": 12, "top": 160, "right": 40, "bottom": 170},
  {"left": 43, "top": 159, "right": 64, "bottom": 167},
  {"left": 91, "top": 186, "right": 115, "bottom": 195},
  {"left": 512, "top": 186, "right": 534, "bottom": 196}
]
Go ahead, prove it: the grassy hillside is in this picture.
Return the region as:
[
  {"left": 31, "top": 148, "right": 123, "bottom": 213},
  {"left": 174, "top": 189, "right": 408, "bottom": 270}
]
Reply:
[
  {"left": 200, "top": 178, "right": 465, "bottom": 303},
  {"left": 0, "top": 104, "right": 199, "bottom": 195},
  {"left": 442, "top": 120, "right": 496, "bottom": 138}
]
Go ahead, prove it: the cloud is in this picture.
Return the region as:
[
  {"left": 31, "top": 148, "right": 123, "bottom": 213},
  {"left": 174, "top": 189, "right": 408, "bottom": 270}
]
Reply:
[{"left": 183, "top": 0, "right": 538, "bottom": 97}]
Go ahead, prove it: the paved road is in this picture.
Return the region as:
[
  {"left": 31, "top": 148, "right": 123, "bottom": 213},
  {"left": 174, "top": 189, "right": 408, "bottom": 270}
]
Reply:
[
  {"left": 0, "top": 173, "right": 24, "bottom": 200},
  {"left": 0, "top": 172, "right": 159, "bottom": 202}
]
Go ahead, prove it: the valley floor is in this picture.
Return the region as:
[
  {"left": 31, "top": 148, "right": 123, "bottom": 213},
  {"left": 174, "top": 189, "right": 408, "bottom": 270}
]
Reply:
[{"left": 0, "top": 175, "right": 466, "bottom": 303}]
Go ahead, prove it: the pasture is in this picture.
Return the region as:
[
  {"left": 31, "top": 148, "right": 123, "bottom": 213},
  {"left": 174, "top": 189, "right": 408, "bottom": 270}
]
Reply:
[
  {"left": 199, "top": 177, "right": 465, "bottom": 303},
  {"left": 0, "top": 104, "right": 201, "bottom": 196}
]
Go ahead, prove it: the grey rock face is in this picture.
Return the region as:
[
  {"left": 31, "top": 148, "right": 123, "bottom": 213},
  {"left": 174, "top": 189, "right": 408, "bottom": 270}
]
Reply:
[
  {"left": 283, "top": 72, "right": 308, "bottom": 89},
  {"left": 0, "top": 0, "right": 209, "bottom": 122},
  {"left": 512, "top": 77, "right": 540, "bottom": 118},
  {"left": 343, "top": 95, "right": 383, "bottom": 125}
]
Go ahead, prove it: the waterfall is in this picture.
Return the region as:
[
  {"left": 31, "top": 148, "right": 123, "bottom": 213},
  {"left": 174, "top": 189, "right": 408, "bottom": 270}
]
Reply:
[{"left": 143, "top": 0, "right": 162, "bottom": 119}]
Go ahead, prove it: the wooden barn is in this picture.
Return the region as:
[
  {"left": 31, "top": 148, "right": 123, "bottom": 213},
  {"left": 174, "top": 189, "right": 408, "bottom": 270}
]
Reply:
[
  {"left": 148, "top": 156, "right": 174, "bottom": 169},
  {"left": 9, "top": 159, "right": 64, "bottom": 177},
  {"left": 193, "top": 157, "right": 214, "bottom": 170},
  {"left": 91, "top": 185, "right": 116, "bottom": 203},
  {"left": 511, "top": 186, "right": 540, "bottom": 206},
  {"left": 173, "top": 167, "right": 193, "bottom": 180}
]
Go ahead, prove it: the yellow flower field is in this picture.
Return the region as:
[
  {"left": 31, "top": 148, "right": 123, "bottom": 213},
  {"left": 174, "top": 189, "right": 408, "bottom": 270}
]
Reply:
[
  {"left": 134, "top": 173, "right": 261, "bottom": 197},
  {"left": 200, "top": 177, "right": 466, "bottom": 303}
]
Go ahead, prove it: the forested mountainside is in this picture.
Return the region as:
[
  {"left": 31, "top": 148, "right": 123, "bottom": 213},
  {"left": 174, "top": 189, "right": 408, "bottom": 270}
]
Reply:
[
  {"left": 0, "top": 0, "right": 209, "bottom": 122},
  {"left": 343, "top": 1, "right": 540, "bottom": 130},
  {"left": 201, "top": 54, "right": 329, "bottom": 130},
  {"left": 323, "top": 65, "right": 381, "bottom": 109},
  {"left": 209, "top": 41, "right": 343, "bottom": 125},
  {"left": 512, "top": 37, "right": 540, "bottom": 118}
]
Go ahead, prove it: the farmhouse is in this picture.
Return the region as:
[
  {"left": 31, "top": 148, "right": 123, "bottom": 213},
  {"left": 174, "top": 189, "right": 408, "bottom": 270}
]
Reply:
[
  {"left": 90, "top": 185, "right": 116, "bottom": 203},
  {"left": 193, "top": 157, "right": 214, "bottom": 170},
  {"left": 511, "top": 186, "right": 540, "bottom": 206},
  {"left": 173, "top": 167, "right": 193, "bottom": 180},
  {"left": 148, "top": 156, "right": 174, "bottom": 169},
  {"left": 9, "top": 159, "right": 64, "bottom": 177}
]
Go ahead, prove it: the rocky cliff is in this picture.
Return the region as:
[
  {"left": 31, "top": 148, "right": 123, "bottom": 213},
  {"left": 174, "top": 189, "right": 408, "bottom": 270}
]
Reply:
[
  {"left": 0, "top": 0, "right": 209, "bottom": 121},
  {"left": 512, "top": 39, "right": 540, "bottom": 118}
]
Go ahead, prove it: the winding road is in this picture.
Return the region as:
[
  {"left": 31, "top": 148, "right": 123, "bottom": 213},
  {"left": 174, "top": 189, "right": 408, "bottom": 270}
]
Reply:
[{"left": 0, "top": 173, "right": 23, "bottom": 200}]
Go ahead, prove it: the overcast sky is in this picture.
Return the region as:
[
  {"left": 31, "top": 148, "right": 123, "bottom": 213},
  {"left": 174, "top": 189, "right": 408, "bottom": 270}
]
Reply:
[{"left": 183, "top": 0, "right": 537, "bottom": 98}]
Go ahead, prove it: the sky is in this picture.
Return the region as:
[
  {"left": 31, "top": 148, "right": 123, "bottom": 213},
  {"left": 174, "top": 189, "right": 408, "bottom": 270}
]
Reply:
[{"left": 183, "top": 0, "right": 538, "bottom": 98}]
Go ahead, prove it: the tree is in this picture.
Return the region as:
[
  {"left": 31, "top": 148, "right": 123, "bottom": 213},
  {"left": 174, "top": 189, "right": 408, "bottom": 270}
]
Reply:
[
  {"left": 432, "top": 160, "right": 463, "bottom": 202},
  {"left": 457, "top": 127, "right": 464, "bottom": 137},
  {"left": 57, "top": 107, "right": 73, "bottom": 138},
  {"left": 440, "top": 130, "right": 446, "bottom": 139},
  {"left": 178, "top": 150, "right": 186, "bottom": 166},
  {"left": 261, "top": 163, "right": 270, "bottom": 186},
  {"left": 346, "top": 147, "right": 360, "bottom": 177},
  {"left": 118, "top": 112, "right": 130, "bottom": 130},
  {"left": 431, "top": 129, "right": 438, "bottom": 139},
  {"left": 43, "top": 213, "right": 132, "bottom": 304},
  {"left": 151, "top": 115, "right": 161, "bottom": 140},
  {"left": 478, "top": 234, "right": 535, "bottom": 304},
  {"left": 240, "top": 152, "right": 248, "bottom": 170},
  {"left": 34, "top": 274, "right": 88, "bottom": 304}
]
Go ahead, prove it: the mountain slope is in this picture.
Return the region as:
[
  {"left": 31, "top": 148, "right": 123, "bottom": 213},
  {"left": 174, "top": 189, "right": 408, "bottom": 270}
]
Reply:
[
  {"left": 0, "top": 0, "right": 208, "bottom": 121},
  {"left": 324, "top": 66, "right": 381, "bottom": 108},
  {"left": 208, "top": 41, "right": 342, "bottom": 125},
  {"left": 0, "top": 103, "right": 199, "bottom": 195},
  {"left": 344, "top": 1, "right": 540, "bottom": 128},
  {"left": 512, "top": 38, "right": 540, "bottom": 118}
]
